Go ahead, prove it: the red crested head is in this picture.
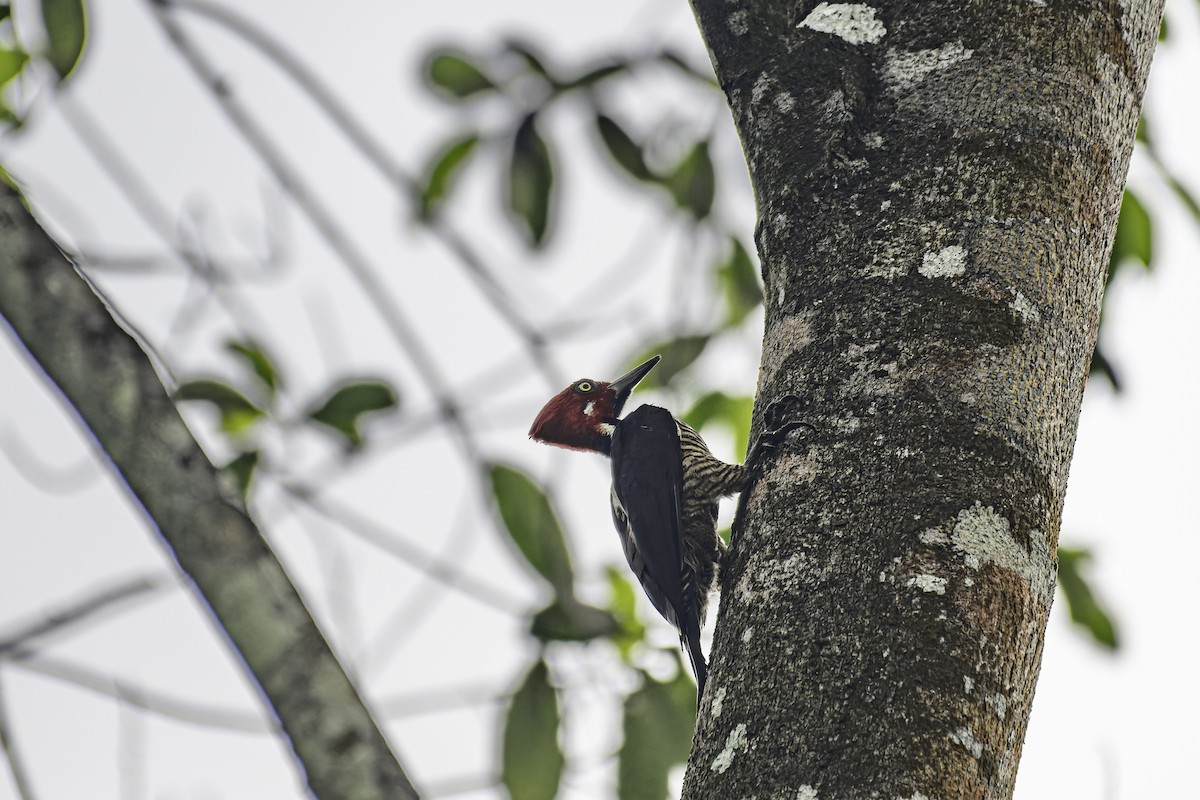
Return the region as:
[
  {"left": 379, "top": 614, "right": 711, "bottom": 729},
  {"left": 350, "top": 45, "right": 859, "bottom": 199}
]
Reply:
[{"left": 529, "top": 356, "right": 660, "bottom": 454}]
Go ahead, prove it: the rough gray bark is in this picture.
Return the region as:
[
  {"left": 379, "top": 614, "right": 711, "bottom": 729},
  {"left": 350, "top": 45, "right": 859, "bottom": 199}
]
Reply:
[
  {"left": 684, "top": 2, "right": 1161, "bottom": 799},
  {"left": 0, "top": 186, "right": 419, "bottom": 800}
]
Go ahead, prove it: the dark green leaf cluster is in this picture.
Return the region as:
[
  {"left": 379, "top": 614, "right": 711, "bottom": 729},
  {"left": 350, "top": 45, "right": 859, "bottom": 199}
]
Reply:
[
  {"left": 173, "top": 339, "right": 400, "bottom": 500},
  {"left": 417, "top": 42, "right": 723, "bottom": 246},
  {"left": 0, "top": 0, "right": 86, "bottom": 124},
  {"left": 618, "top": 668, "right": 697, "bottom": 800},
  {"left": 1057, "top": 546, "right": 1119, "bottom": 650}
]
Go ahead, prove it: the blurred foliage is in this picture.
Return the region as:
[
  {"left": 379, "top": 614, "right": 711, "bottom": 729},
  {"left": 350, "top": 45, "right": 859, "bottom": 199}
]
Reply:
[
  {"left": 682, "top": 392, "right": 754, "bottom": 456},
  {"left": 1057, "top": 547, "right": 1119, "bottom": 650},
  {"left": 417, "top": 40, "right": 723, "bottom": 249},
  {"left": 173, "top": 338, "right": 401, "bottom": 490},
  {"left": 40, "top": 0, "right": 86, "bottom": 80},
  {"left": 174, "top": 379, "right": 265, "bottom": 436},
  {"left": 308, "top": 380, "right": 400, "bottom": 449},
  {"left": 629, "top": 336, "right": 712, "bottom": 392},
  {"left": 0, "top": 0, "right": 87, "bottom": 123},
  {"left": 503, "top": 659, "right": 564, "bottom": 800},
  {"left": 618, "top": 666, "right": 697, "bottom": 800},
  {"left": 490, "top": 464, "right": 577, "bottom": 597},
  {"left": 508, "top": 112, "right": 556, "bottom": 246}
]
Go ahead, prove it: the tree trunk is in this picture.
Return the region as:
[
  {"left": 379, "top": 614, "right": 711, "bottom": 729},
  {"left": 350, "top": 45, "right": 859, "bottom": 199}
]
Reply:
[{"left": 684, "top": 2, "right": 1161, "bottom": 798}]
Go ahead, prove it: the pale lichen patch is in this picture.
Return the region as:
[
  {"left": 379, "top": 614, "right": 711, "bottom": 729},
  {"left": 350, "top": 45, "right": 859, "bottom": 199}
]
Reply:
[
  {"left": 949, "top": 726, "right": 984, "bottom": 758},
  {"left": 775, "top": 91, "right": 797, "bottom": 113},
  {"left": 919, "top": 527, "right": 948, "bottom": 545},
  {"left": 711, "top": 687, "right": 727, "bottom": 718},
  {"left": 770, "top": 450, "right": 821, "bottom": 486},
  {"left": 752, "top": 73, "right": 771, "bottom": 105},
  {"left": 964, "top": 675, "right": 974, "bottom": 693},
  {"left": 799, "top": 3, "right": 886, "bottom": 45},
  {"left": 736, "top": 553, "right": 806, "bottom": 605},
  {"left": 742, "top": 626, "right": 754, "bottom": 643},
  {"left": 711, "top": 723, "right": 749, "bottom": 773},
  {"left": 918, "top": 245, "right": 967, "bottom": 278},
  {"left": 760, "top": 311, "right": 815, "bottom": 384},
  {"left": 951, "top": 503, "right": 1054, "bottom": 606},
  {"left": 797, "top": 786, "right": 819, "bottom": 800},
  {"left": 899, "top": 793, "right": 931, "bottom": 800},
  {"left": 986, "top": 692, "right": 1009, "bottom": 720},
  {"left": 883, "top": 42, "right": 973, "bottom": 90},
  {"left": 1009, "top": 290, "right": 1041, "bottom": 323},
  {"left": 907, "top": 574, "right": 947, "bottom": 595},
  {"left": 728, "top": 10, "right": 749, "bottom": 36}
]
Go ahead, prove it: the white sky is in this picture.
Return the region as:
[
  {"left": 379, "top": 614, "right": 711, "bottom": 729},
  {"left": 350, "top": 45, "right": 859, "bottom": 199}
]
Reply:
[{"left": 1, "top": 1, "right": 1198, "bottom": 799}]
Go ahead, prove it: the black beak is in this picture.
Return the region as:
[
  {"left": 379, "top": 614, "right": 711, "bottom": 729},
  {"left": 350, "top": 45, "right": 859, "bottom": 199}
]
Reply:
[{"left": 609, "top": 355, "right": 660, "bottom": 413}]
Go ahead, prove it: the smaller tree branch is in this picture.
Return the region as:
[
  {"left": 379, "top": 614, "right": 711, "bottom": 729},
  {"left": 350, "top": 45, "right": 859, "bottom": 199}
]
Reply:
[
  {"left": 0, "top": 186, "right": 419, "bottom": 800},
  {"left": 0, "top": 675, "right": 37, "bottom": 800},
  {"left": 0, "top": 575, "right": 172, "bottom": 657}
]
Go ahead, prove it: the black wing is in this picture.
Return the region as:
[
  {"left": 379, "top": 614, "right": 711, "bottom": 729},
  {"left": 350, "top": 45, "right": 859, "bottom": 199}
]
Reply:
[
  {"left": 609, "top": 405, "right": 687, "bottom": 628},
  {"left": 610, "top": 406, "right": 708, "bottom": 695}
]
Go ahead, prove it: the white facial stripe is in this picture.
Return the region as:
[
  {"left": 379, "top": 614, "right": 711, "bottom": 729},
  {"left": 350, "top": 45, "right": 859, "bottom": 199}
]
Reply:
[{"left": 584, "top": 401, "right": 595, "bottom": 416}]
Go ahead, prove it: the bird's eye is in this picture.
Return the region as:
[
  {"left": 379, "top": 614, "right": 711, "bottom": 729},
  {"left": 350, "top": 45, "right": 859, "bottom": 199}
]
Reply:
[{"left": 576, "top": 381, "right": 593, "bottom": 393}]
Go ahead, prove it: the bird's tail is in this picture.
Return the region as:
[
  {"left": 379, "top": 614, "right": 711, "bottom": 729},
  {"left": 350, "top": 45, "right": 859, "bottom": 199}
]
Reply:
[{"left": 681, "top": 621, "right": 708, "bottom": 698}]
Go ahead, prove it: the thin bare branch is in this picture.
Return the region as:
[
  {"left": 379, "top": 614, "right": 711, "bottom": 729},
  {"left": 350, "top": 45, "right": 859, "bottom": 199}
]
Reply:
[
  {"left": 0, "top": 576, "right": 173, "bottom": 658},
  {"left": 276, "top": 481, "right": 529, "bottom": 617},
  {"left": 8, "top": 653, "right": 272, "bottom": 734},
  {"left": 0, "top": 674, "right": 37, "bottom": 800},
  {"left": 0, "top": 427, "right": 100, "bottom": 494}
]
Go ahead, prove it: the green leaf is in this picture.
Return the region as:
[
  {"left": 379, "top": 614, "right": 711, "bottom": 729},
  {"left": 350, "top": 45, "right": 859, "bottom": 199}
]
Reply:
[
  {"left": 502, "top": 660, "right": 563, "bottom": 800},
  {"left": 503, "top": 39, "right": 555, "bottom": 84},
  {"left": 628, "top": 335, "right": 710, "bottom": 391},
  {"left": 419, "top": 134, "right": 479, "bottom": 219},
  {"left": 1088, "top": 344, "right": 1122, "bottom": 392},
  {"left": 607, "top": 566, "right": 646, "bottom": 660},
  {"left": 596, "top": 114, "right": 653, "bottom": 182},
  {"left": 682, "top": 392, "right": 754, "bottom": 456},
  {"left": 561, "top": 60, "right": 628, "bottom": 91},
  {"left": 41, "top": 0, "right": 87, "bottom": 82},
  {"left": 665, "top": 140, "right": 715, "bottom": 220},
  {"left": 531, "top": 598, "right": 619, "bottom": 642},
  {"left": 426, "top": 50, "right": 495, "bottom": 99},
  {"left": 226, "top": 339, "right": 280, "bottom": 398},
  {"left": 1163, "top": 173, "right": 1200, "bottom": 222},
  {"left": 174, "top": 379, "right": 264, "bottom": 435},
  {"left": 222, "top": 450, "right": 259, "bottom": 503},
  {"left": 1057, "top": 547, "right": 1119, "bottom": 650},
  {"left": 0, "top": 47, "right": 30, "bottom": 88},
  {"left": 717, "top": 237, "right": 763, "bottom": 326},
  {"left": 308, "top": 380, "right": 399, "bottom": 447},
  {"left": 656, "top": 49, "right": 718, "bottom": 87},
  {"left": 1108, "top": 189, "right": 1151, "bottom": 276},
  {"left": 507, "top": 113, "right": 555, "bottom": 247},
  {"left": 489, "top": 464, "right": 575, "bottom": 596},
  {"left": 618, "top": 668, "right": 697, "bottom": 800}
]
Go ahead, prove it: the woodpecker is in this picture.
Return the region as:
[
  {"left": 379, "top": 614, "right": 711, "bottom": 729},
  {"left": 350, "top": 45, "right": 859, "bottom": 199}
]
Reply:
[{"left": 529, "top": 355, "right": 744, "bottom": 696}]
